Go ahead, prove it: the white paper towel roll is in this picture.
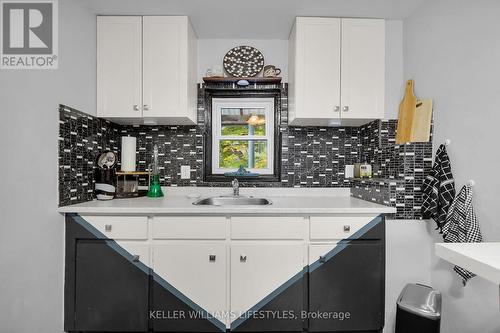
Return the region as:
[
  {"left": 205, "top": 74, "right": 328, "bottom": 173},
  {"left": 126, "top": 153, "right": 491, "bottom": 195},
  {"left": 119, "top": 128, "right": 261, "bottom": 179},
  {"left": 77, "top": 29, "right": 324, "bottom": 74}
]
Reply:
[{"left": 121, "top": 136, "right": 137, "bottom": 172}]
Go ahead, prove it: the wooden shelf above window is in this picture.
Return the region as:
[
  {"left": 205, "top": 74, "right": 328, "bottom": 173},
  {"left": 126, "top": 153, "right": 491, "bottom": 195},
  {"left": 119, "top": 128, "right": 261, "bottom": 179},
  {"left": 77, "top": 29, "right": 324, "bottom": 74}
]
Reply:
[{"left": 202, "top": 76, "right": 282, "bottom": 84}]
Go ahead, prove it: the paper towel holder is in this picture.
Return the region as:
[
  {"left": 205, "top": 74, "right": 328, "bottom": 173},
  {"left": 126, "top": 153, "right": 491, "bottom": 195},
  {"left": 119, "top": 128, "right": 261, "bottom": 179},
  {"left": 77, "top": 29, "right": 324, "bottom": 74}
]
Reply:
[{"left": 121, "top": 136, "right": 137, "bottom": 172}]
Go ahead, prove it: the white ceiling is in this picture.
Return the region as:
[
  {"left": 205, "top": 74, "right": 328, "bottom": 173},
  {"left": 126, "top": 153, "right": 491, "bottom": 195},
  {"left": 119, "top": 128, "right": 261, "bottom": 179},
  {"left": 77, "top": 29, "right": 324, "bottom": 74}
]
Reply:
[{"left": 88, "top": 0, "right": 425, "bottom": 39}]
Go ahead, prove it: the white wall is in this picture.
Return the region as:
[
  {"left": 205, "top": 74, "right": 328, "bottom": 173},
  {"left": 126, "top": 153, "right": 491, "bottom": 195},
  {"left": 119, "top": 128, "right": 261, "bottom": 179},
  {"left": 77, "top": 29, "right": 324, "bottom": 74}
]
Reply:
[
  {"left": 384, "top": 220, "right": 434, "bottom": 332},
  {"left": 385, "top": 20, "right": 404, "bottom": 119},
  {"left": 0, "top": 0, "right": 96, "bottom": 332},
  {"left": 404, "top": 0, "right": 500, "bottom": 331}
]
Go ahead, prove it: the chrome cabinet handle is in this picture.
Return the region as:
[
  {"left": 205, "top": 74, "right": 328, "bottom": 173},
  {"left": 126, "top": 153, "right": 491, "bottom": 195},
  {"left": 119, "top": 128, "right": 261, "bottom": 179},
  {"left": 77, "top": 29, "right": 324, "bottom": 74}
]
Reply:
[
  {"left": 344, "top": 225, "right": 351, "bottom": 232},
  {"left": 319, "top": 255, "right": 327, "bottom": 263},
  {"left": 240, "top": 255, "right": 247, "bottom": 263},
  {"left": 133, "top": 104, "right": 140, "bottom": 111},
  {"left": 334, "top": 106, "right": 340, "bottom": 112},
  {"left": 343, "top": 106, "right": 349, "bottom": 112},
  {"left": 209, "top": 255, "right": 216, "bottom": 262},
  {"left": 132, "top": 255, "right": 140, "bottom": 262},
  {"left": 143, "top": 104, "right": 150, "bottom": 111},
  {"left": 104, "top": 224, "right": 112, "bottom": 232}
]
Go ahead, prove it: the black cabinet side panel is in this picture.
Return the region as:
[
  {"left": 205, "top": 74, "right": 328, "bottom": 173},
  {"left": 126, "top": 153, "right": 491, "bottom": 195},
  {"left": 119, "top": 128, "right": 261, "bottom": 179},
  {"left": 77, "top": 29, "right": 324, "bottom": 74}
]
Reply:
[
  {"left": 309, "top": 242, "right": 384, "bottom": 331},
  {"left": 65, "top": 213, "right": 101, "bottom": 331},
  {"left": 74, "top": 240, "right": 149, "bottom": 332},
  {"left": 308, "top": 216, "right": 386, "bottom": 332}
]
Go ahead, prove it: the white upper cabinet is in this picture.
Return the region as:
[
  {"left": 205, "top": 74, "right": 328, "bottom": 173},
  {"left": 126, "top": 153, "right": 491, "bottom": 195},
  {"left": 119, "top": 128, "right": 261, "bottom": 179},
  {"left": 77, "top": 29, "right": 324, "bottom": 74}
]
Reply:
[
  {"left": 289, "top": 17, "right": 341, "bottom": 126},
  {"left": 97, "top": 16, "right": 198, "bottom": 125},
  {"left": 288, "top": 17, "right": 385, "bottom": 126},
  {"left": 142, "top": 16, "right": 198, "bottom": 125},
  {"left": 340, "top": 19, "right": 385, "bottom": 123},
  {"left": 97, "top": 17, "right": 142, "bottom": 119}
]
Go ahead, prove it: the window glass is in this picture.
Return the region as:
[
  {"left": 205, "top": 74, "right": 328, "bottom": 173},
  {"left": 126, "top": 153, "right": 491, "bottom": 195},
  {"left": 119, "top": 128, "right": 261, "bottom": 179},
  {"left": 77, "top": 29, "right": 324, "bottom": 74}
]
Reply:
[
  {"left": 220, "top": 108, "right": 266, "bottom": 136},
  {"left": 219, "top": 140, "right": 268, "bottom": 169},
  {"left": 211, "top": 98, "right": 274, "bottom": 176}
]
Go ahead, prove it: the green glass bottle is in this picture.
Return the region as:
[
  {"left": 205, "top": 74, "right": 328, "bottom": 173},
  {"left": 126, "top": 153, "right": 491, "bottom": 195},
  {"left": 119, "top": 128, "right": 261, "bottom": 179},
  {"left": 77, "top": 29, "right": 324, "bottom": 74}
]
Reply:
[{"left": 147, "top": 145, "right": 164, "bottom": 198}]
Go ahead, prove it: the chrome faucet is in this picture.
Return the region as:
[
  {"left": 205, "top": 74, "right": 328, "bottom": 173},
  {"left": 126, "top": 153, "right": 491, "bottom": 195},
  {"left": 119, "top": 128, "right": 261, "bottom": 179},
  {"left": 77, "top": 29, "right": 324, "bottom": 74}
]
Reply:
[{"left": 232, "top": 178, "right": 239, "bottom": 196}]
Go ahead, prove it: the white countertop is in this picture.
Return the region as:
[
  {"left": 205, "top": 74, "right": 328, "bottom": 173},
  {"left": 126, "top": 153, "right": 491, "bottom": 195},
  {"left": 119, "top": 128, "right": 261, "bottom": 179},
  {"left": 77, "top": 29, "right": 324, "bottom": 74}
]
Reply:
[
  {"left": 58, "top": 187, "right": 396, "bottom": 215},
  {"left": 435, "top": 243, "right": 500, "bottom": 285}
]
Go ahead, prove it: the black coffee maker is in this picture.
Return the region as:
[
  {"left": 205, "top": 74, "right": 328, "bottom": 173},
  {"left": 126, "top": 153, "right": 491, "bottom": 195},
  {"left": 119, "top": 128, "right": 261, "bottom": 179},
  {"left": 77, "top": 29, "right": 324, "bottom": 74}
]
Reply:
[{"left": 94, "top": 151, "right": 117, "bottom": 200}]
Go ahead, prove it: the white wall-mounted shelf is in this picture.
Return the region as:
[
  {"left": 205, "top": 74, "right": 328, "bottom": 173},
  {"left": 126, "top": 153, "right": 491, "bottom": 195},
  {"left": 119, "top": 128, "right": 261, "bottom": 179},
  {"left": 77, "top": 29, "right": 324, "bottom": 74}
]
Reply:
[{"left": 435, "top": 242, "right": 500, "bottom": 285}]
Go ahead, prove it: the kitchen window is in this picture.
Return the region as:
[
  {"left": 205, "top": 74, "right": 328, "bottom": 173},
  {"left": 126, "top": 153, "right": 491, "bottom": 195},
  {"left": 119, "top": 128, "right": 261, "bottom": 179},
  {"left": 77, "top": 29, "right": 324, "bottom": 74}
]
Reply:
[{"left": 211, "top": 98, "right": 275, "bottom": 175}]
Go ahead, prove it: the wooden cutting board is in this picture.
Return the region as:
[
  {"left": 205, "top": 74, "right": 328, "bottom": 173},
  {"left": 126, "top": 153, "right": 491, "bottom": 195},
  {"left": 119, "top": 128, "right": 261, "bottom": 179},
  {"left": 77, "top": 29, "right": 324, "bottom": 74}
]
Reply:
[
  {"left": 411, "top": 99, "right": 433, "bottom": 142},
  {"left": 396, "top": 80, "right": 417, "bottom": 144}
]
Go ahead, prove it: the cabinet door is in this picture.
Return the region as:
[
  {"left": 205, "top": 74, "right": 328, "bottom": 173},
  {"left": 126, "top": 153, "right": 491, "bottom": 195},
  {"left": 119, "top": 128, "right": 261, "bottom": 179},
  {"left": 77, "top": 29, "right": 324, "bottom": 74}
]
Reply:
[
  {"left": 308, "top": 241, "right": 384, "bottom": 332},
  {"left": 151, "top": 243, "right": 227, "bottom": 332},
  {"left": 97, "top": 16, "right": 142, "bottom": 118},
  {"left": 142, "top": 16, "right": 197, "bottom": 124},
  {"left": 230, "top": 243, "right": 305, "bottom": 332},
  {"left": 74, "top": 240, "right": 149, "bottom": 332},
  {"left": 340, "top": 19, "right": 385, "bottom": 121},
  {"left": 292, "top": 17, "right": 341, "bottom": 125}
]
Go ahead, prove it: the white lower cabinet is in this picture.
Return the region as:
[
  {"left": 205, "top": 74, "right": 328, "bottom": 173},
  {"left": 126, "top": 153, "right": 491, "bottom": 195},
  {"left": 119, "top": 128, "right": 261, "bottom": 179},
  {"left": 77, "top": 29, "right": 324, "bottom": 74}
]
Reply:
[
  {"left": 116, "top": 241, "right": 151, "bottom": 266},
  {"left": 230, "top": 243, "right": 305, "bottom": 331},
  {"left": 152, "top": 242, "right": 227, "bottom": 327}
]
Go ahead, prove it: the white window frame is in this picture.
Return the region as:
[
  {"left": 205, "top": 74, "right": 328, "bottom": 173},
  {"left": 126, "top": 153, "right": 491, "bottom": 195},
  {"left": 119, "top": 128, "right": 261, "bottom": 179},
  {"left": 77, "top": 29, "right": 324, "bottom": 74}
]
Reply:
[{"left": 212, "top": 98, "right": 275, "bottom": 175}]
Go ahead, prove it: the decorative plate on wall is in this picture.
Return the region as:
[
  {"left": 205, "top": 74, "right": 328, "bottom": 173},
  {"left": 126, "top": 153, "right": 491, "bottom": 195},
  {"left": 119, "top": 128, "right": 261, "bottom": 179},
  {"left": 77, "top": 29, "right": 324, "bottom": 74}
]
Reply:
[{"left": 223, "top": 46, "right": 265, "bottom": 77}]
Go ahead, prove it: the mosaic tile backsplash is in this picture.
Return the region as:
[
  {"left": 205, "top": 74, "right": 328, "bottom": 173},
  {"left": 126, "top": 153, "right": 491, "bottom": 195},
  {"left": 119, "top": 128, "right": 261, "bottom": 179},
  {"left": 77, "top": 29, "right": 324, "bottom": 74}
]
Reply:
[
  {"left": 352, "top": 118, "right": 434, "bottom": 219},
  {"left": 58, "top": 105, "right": 120, "bottom": 206},
  {"left": 58, "top": 83, "right": 433, "bottom": 219}
]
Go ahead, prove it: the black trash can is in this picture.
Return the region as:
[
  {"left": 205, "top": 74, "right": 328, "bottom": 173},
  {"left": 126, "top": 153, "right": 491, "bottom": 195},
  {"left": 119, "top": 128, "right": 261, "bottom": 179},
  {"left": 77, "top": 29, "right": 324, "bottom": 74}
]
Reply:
[{"left": 396, "top": 283, "right": 441, "bottom": 333}]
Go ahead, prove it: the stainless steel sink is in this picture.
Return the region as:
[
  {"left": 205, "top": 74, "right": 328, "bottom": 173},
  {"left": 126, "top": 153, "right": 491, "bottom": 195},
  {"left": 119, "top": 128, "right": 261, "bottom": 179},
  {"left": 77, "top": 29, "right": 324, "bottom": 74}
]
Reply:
[{"left": 193, "top": 196, "right": 272, "bottom": 206}]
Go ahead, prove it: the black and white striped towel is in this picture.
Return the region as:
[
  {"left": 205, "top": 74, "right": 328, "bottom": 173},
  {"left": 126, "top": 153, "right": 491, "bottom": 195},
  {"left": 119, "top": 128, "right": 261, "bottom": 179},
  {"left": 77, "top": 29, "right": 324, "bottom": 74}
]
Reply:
[
  {"left": 442, "top": 184, "right": 483, "bottom": 286},
  {"left": 422, "top": 144, "right": 456, "bottom": 232}
]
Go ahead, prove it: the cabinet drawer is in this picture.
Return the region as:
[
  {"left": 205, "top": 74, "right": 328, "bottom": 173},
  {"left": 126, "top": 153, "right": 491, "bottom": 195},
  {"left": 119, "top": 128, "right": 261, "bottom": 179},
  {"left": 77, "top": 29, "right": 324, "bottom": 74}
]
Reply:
[
  {"left": 80, "top": 215, "right": 148, "bottom": 240},
  {"left": 310, "top": 216, "right": 377, "bottom": 240},
  {"left": 231, "top": 216, "right": 304, "bottom": 240},
  {"left": 152, "top": 216, "right": 226, "bottom": 239}
]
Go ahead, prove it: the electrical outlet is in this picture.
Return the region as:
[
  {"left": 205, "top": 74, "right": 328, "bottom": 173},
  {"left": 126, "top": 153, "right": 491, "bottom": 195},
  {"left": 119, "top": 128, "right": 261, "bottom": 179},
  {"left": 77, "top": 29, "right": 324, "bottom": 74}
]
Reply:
[
  {"left": 345, "top": 165, "right": 354, "bottom": 178},
  {"left": 180, "top": 166, "right": 191, "bottom": 179}
]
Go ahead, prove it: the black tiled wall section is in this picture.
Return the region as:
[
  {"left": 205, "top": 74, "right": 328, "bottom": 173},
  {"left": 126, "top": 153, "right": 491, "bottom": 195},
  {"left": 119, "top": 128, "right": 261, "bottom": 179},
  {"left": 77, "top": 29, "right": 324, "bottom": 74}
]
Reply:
[
  {"left": 58, "top": 105, "right": 120, "bottom": 205},
  {"left": 58, "top": 83, "right": 433, "bottom": 219},
  {"left": 351, "top": 119, "right": 434, "bottom": 219}
]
